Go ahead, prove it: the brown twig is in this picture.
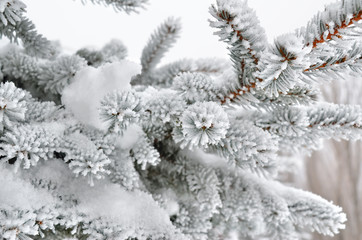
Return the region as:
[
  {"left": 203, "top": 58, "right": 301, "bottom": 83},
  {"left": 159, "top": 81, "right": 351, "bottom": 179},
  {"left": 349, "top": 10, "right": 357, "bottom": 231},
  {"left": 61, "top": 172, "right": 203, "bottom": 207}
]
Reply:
[
  {"left": 219, "top": 10, "right": 362, "bottom": 105},
  {"left": 308, "top": 11, "right": 362, "bottom": 48},
  {"left": 218, "top": 10, "right": 259, "bottom": 65}
]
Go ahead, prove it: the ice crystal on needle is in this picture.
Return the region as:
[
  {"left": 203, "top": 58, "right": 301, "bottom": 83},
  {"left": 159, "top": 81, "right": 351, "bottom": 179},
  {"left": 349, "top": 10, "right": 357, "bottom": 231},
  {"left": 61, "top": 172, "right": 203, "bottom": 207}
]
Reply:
[{"left": 175, "top": 101, "right": 229, "bottom": 148}]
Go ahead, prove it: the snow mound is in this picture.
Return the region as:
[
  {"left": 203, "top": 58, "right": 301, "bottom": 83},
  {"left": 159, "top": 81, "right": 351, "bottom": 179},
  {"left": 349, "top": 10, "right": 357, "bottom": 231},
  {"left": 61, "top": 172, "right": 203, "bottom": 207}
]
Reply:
[{"left": 62, "top": 60, "right": 140, "bottom": 130}]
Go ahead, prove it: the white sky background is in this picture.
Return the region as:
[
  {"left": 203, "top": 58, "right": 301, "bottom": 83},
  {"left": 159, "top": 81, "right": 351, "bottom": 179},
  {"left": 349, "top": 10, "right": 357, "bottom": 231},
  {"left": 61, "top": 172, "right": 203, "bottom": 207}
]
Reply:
[{"left": 12, "top": 0, "right": 335, "bottom": 64}]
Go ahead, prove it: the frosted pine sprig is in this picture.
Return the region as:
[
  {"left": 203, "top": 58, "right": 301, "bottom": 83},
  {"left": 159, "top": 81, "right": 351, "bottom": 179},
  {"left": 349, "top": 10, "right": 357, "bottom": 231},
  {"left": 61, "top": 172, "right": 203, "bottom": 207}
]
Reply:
[
  {"left": 0, "top": 124, "right": 61, "bottom": 172},
  {"left": 100, "top": 90, "right": 141, "bottom": 134},
  {"left": 0, "top": 0, "right": 26, "bottom": 26},
  {"left": 173, "top": 72, "right": 219, "bottom": 103},
  {"left": 1, "top": 49, "right": 41, "bottom": 81},
  {"left": 109, "top": 154, "right": 141, "bottom": 190},
  {"left": 141, "top": 17, "right": 181, "bottom": 75},
  {"left": 175, "top": 101, "right": 229, "bottom": 149},
  {"left": 209, "top": 0, "right": 267, "bottom": 88},
  {"left": 256, "top": 103, "right": 362, "bottom": 152},
  {"left": 283, "top": 187, "right": 347, "bottom": 236},
  {"left": 80, "top": 0, "right": 148, "bottom": 14},
  {"left": 0, "top": 18, "right": 55, "bottom": 58},
  {"left": 256, "top": 34, "right": 312, "bottom": 98},
  {"left": 63, "top": 133, "right": 111, "bottom": 186},
  {"left": 210, "top": 119, "right": 277, "bottom": 173},
  {"left": 145, "top": 58, "right": 228, "bottom": 87},
  {"left": 0, "top": 82, "right": 27, "bottom": 130},
  {"left": 130, "top": 133, "right": 160, "bottom": 170},
  {"left": 141, "top": 88, "right": 186, "bottom": 125},
  {"left": 0, "top": 207, "right": 38, "bottom": 240},
  {"left": 25, "top": 101, "right": 61, "bottom": 122},
  {"left": 298, "top": 0, "right": 362, "bottom": 48},
  {"left": 256, "top": 107, "right": 310, "bottom": 138}
]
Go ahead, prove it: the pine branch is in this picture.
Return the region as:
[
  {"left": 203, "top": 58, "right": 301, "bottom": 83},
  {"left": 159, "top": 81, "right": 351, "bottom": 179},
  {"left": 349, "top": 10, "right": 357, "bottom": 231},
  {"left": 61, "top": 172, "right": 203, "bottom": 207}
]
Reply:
[
  {"left": 219, "top": 88, "right": 257, "bottom": 105},
  {"left": 130, "top": 132, "right": 161, "bottom": 170},
  {"left": 0, "top": 17, "right": 55, "bottom": 58},
  {"left": 209, "top": 0, "right": 267, "bottom": 88},
  {"left": 281, "top": 186, "right": 347, "bottom": 236},
  {"left": 180, "top": 163, "right": 221, "bottom": 238},
  {"left": 253, "top": 86, "right": 320, "bottom": 108},
  {"left": 173, "top": 101, "right": 229, "bottom": 149},
  {"left": 209, "top": 119, "right": 277, "bottom": 175},
  {"left": 82, "top": 216, "right": 186, "bottom": 240},
  {"left": 79, "top": 0, "right": 148, "bottom": 13},
  {"left": 256, "top": 34, "right": 311, "bottom": 98},
  {"left": 62, "top": 133, "right": 111, "bottom": 186},
  {"left": 1, "top": 1, "right": 361, "bottom": 239},
  {"left": 25, "top": 100, "right": 62, "bottom": 123},
  {"left": 302, "top": 41, "right": 362, "bottom": 79},
  {"left": 256, "top": 103, "right": 362, "bottom": 152},
  {"left": 0, "top": 81, "right": 27, "bottom": 130},
  {"left": 140, "top": 17, "right": 181, "bottom": 75},
  {"left": 295, "top": 0, "right": 362, "bottom": 83},
  {"left": 220, "top": 40, "right": 361, "bottom": 104},
  {"left": 144, "top": 155, "right": 221, "bottom": 239},
  {"left": 214, "top": 171, "right": 346, "bottom": 239},
  {"left": 218, "top": 70, "right": 319, "bottom": 106},
  {"left": 140, "top": 88, "right": 186, "bottom": 125},
  {"left": 99, "top": 90, "right": 141, "bottom": 134},
  {"left": 0, "top": 124, "right": 62, "bottom": 172},
  {"left": 109, "top": 153, "right": 142, "bottom": 190},
  {"left": 0, "top": 207, "right": 38, "bottom": 239},
  {"left": 214, "top": 0, "right": 362, "bottom": 105},
  {"left": 307, "top": 103, "right": 362, "bottom": 133},
  {"left": 298, "top": 0, "right": 362, "bottom": 48},
  {"left": 172, "top": 72, "right": 221, "bottom": 104},
  {"left": 138, "top": 58, "right": 228, "bottom": 87},
  {"left": 0, "top": 0, "right": 26, "bottom": 26},
  {"left": 66, "top": 123, "right": 117, "bottom": 156},
  {"left": 1, "top": 48, "right": 41, "bottom": 82}
]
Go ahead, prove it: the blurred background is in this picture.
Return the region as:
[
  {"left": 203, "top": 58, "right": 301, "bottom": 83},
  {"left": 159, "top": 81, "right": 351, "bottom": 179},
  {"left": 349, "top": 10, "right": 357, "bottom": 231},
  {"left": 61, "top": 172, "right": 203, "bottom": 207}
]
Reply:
[
  {"left": 303, "top": 78, "right": 362, "bottom": 240},
  {"left": 2, "top": 0, "right": 361, "bottom": 239}
]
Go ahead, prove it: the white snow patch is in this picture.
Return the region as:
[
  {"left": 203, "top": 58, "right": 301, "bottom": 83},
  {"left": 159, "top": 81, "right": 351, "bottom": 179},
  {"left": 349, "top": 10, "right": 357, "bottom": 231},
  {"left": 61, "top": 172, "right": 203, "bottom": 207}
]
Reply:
[
  {"left": 181, "top": 148, "right": 228, "bottom": 169},
  {"left": 76, "top": 181, "right": 171, "bottom": 229},
  {"left": 160, "top": 189, "right": 180, "bottom": 216},
  {"left": 28, "top": 160, "right": 174, "bottom": 233},
  {"left": 0, "top": 165, "right": 55, "bottom": 210},
  {"left": 61, "top": 60, "right": 140, "bottom": 130},
  {"left": 115, "top": 124, "right": 143, "bottom": 150}
]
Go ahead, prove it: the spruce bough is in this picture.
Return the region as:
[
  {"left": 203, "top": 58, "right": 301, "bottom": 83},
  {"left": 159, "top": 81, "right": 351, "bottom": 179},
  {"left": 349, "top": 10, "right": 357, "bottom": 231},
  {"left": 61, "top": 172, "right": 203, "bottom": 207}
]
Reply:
[{"left": 1, "top": 0, "right": 362, "bottom": 239}]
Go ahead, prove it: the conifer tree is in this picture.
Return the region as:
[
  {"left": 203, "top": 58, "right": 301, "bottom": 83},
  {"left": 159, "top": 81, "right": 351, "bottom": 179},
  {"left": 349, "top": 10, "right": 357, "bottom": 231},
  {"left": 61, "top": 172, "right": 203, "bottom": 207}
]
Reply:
[{"left": 0, "top": 0, "right": 362, "bottom": 239}]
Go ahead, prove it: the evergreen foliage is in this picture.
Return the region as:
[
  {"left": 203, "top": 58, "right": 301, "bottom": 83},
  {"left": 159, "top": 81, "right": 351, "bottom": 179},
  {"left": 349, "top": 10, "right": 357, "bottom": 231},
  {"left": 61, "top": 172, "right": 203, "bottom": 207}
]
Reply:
[
  {"left": 80, "top": 0, "right": 148, "bottom": 13},
  {"left": 0, "top": 0, "right": 362, "bottom": 239}
]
